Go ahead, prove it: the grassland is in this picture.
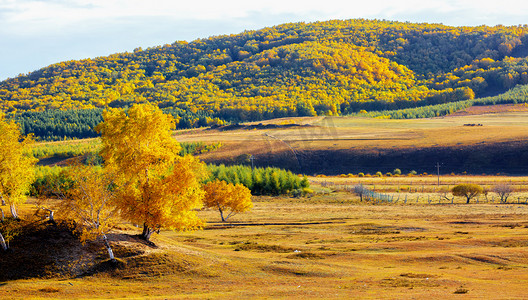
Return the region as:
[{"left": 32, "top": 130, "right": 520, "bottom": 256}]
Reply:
[
  {"left": 171, "top": 105, "right": 528, "bottom": 175},
  {"left": 6, "top": 104, "right": 528, "bottom": 299},
  {"left": 3, "top": 175, "right": 528, "bottom": 299},
  {"left": 34, "top": 104, "right": 528, "bottom": 175}
]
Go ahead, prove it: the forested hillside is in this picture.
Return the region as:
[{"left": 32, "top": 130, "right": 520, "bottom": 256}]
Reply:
[{"left": 2, "top": 19, "right": 528, "bottom": 139}]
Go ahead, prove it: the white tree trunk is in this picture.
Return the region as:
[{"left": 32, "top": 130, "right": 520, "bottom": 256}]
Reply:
[
  {"left": 10, "top": 204, "right": 18, "bottom": 219},
  {"left": 0, "top": 231, "right": 7, "bottom": 251},
  {"left": 102, "top": 234, "right": 115, "bottom": 261},
  {"left": 42, "top": 208, "right": 54, "bottom": 222},
  {"left": 1, "top": 195, "right": 5, "bottom": 206}
]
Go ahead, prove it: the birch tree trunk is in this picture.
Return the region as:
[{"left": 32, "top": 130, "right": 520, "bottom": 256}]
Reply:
[
  {"left": 0, "top": 231, "right": 7, "bottom": 251},
  {"left": 10, "top": 204, "right": 18, "bottom": 219},
  {"left": 141, "top": 223, "right": 154, "bottom": 241},
  {"left": 102, "top": 234, "right": 115, "bottom": 261},
  {"left": 42, "top": 208, "right": 55, "bottom": 223}
]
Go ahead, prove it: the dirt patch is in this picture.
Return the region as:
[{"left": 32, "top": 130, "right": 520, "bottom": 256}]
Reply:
[
  {"left": 400, "top": 273, "right": 438, "bottom": 279},
  {"left": 286, "top": 252, "right": 325, "bottom": 260},
  {"left": 210, "top": 123, "right": 313, "bottom": 131},
  {"left": 206, "top": 221, "right": 344, "bottom": 229},
  {"left": 0, "top": 219, "right": 204, "bottom": 281},
  {"left": 261, "top": 264, "right": 334, "bottom": 277},
  {"left": 347, "top": 223, "right": 427, "bottom": 235},
  {"left": 0, "top": 220, "right": 97, "bottom": 280},
  {"left": 447, "top": 104, "right": 528, "bottom": 117},
  {"left": 381, "top": 276, "right": 440, "bottom": 288},
  {"left": 457, "top": 254, "right": 509, "bottom": 265}
]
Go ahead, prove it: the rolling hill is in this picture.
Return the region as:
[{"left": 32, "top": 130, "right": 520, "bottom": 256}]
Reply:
[
  {"left": 1, "top": 19, "right": 528, "bottom": 140},
  {"left": 1, "top": 20, "right": 528, "bottom": 115}
]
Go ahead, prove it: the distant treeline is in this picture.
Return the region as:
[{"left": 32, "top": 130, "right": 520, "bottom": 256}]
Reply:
[
  {"left": 11, "top": 107, "right": 228, "bottom": 141},
  {"left": 349, "top": 84, "right": 528, "bottom": 119},
  {"left": 14, "top": 109, "right": 103, "bottom": 141},
  {"left": 12, "top": 84, "right": 528, "bottom": 140},
  {"left": 32, "top": 140, "right": 220, "bottom": 161}
]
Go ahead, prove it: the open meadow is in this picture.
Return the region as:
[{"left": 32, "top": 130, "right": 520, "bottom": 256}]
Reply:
[
  {"left": 173, "top": 104, "right": 528, "bottom": 175},
  {"left": 4, "top": 104, "right": 528, "bottom": 299},
  {"left": 2, "top": 175, "right": 528, "bottom": 299},
  {"left": 4, "top": 14, "right": 528, "bottom": 300},
  {"left": 32, "top": 104, "right": 528, "bottom": 175}
]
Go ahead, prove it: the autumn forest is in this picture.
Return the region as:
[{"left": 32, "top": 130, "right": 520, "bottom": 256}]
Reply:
[{"left": 2, "top": 19, "right": 528, "bottom": 139}]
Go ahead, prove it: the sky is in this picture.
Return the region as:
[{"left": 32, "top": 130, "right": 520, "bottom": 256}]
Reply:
[{"left": 1, "top": 0, "right": 528, "bottom": 81}]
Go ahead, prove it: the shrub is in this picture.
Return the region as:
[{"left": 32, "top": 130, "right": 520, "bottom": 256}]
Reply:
[
  {"left": 30, "top": 166, "right": 74, "bottom": 198},
  {"left": 492, "top": 183, "right": 514, "bottom": 203}
]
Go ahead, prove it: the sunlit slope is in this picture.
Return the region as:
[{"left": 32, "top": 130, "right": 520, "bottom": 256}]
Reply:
[{"left": 1, "top": 19, "right": 527, "bottom": 120}]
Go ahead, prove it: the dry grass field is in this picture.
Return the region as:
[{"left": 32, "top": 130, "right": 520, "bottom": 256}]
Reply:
[
  {"left": 33, "top": 104, "right": 528, "bottom": 174},
  {"left": 4, "top": 104, "right": 528, "bottom": 299},
  {"left": 2, "top": 178, "right": 528, "bottom": 299},
  {"left": 172, "top": 105, "right": 528, "bottom": 175}
]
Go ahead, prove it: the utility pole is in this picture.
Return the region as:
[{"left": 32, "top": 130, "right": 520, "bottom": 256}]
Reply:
[
  {"left": 250, "top": 155, "right": 255, "bottom": 170},
  {"left": 436, "top": 162, "right": 441, "bottom": 187}
]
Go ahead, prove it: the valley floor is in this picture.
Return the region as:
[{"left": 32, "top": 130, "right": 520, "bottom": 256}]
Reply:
[{"left": 2, "top": 184, "right": 528, "bottom": 299}]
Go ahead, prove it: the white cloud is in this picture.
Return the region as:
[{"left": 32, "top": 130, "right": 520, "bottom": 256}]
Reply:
[{"left": 2, "top": 0, "right": 528, "bottom": 34}]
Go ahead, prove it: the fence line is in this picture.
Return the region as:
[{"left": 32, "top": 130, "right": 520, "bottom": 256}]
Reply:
[{"left": 316, "top": 180, "right": 528, "bottom": 205}]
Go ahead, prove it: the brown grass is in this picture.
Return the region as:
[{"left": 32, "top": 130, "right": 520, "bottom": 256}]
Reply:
[
  {"left": 167, "top": 109, "right": 528, "bottom": 175},
  {"left": 3, "top": 186, "right": 528, "bottom": 299},
  {"left": 33, "top": 108, "right": 528, "bottom": 174},
  {"left": 10, "top": 108, "right": 528, "bottom": 298}
]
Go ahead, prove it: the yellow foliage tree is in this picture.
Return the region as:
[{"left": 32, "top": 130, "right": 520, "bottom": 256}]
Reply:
[
  {"left": 452, "top": 183, "right": 483, "bottom": 204},
  {"left": 203, "top": 180, "right": 252, "bottom": 222},
  {"left": 96, "top": 103, "right": 208, "bottom": 241},
  {"left": 58, "top": 163, "right": 119, "bottom": 261},
  {"left": 0, "top": 113, "right": 37, "bottom": 219}
]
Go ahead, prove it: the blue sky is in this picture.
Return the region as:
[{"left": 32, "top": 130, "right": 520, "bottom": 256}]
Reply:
[{"left": 1, "top": 0, "right": 528, "bottom": 81}]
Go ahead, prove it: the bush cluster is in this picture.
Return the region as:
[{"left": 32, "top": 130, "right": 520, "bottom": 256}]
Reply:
[{"left": 208, "top": 164, "right": 309, "bottom": 196}]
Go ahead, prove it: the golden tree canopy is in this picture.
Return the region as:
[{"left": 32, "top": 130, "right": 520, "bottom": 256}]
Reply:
[
  {"left": 452, "top": 183, "right": 483, "bottom": 204},
  {"left": 96, "top": 103, "right": 208, "bottom": 241},
  {"left": 204, "top": 179, "right": 253, "bottom": 222},
  {"left": 0, "top": 113, "right": 36, "bottom": 218},
  {"left": 96, "top": 103, "right": 181, "bottom": 177},
  {"left": 59, "top": 163, "right": 118, "bottom": 244}
]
